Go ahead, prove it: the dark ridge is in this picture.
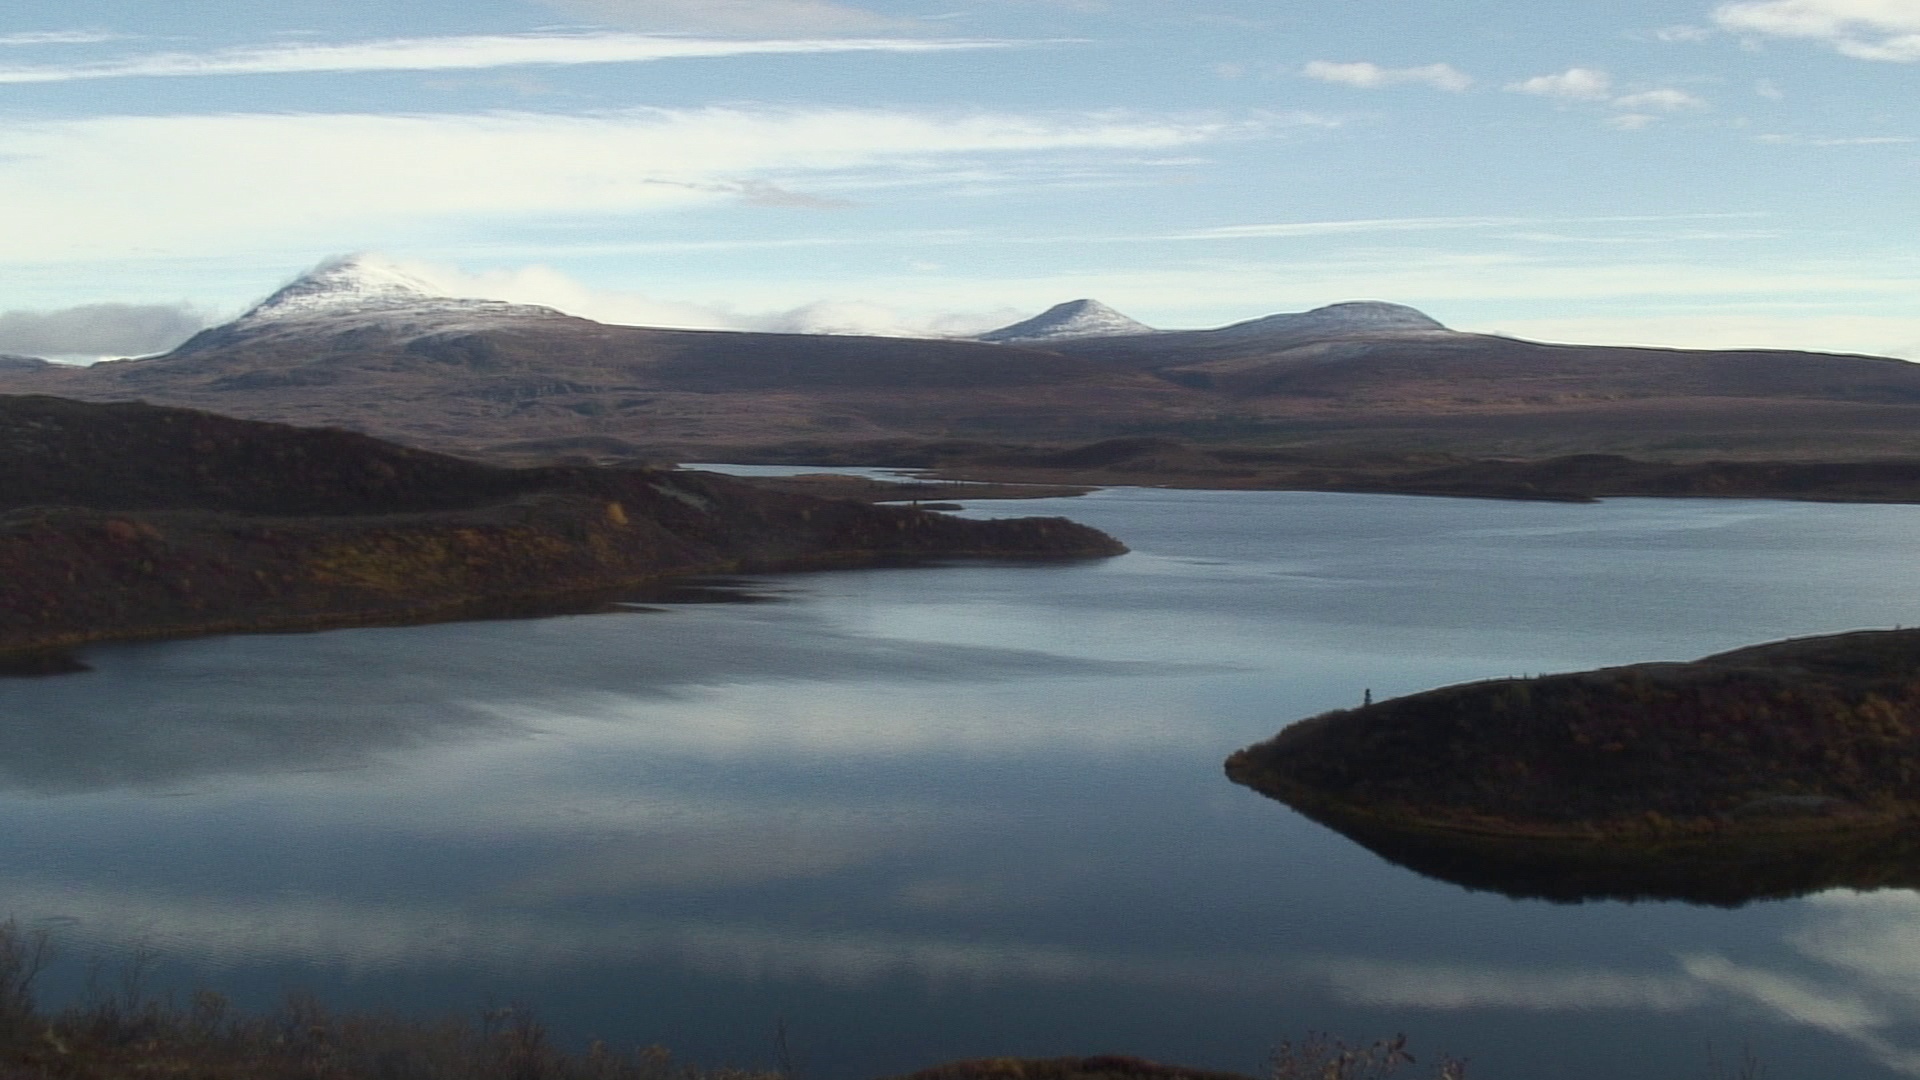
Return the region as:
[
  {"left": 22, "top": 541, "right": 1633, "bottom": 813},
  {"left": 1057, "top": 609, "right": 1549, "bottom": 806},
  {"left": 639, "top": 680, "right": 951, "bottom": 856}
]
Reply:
[
  {"left": 1226, "top": 629, "right": 1920, "bottom": 903},
  {"left": 1231, "top": 629, "right": 1920, "bottom": 832},
  {"left": 886, "top": 1058, "right": 1253, "bottom": 1080},
  {"left": 0, "top": 394, "right": 528, "bottom": 515},
  {"left": 895, "top": 437, "right": 1920, "bottom": 504}
]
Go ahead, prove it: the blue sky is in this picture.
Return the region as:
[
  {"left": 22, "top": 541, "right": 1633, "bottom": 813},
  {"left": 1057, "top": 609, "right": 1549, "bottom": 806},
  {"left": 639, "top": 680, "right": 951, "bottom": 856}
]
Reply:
[{"left": 2, "top": 0, "right": 1917, "bottom": 359}]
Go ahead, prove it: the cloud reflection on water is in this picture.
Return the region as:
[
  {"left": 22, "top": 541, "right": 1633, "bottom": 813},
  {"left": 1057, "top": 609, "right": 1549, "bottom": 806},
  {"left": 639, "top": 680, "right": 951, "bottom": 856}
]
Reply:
[{"left": 0, "top": 599, "right": 1198, "bottom": 794}]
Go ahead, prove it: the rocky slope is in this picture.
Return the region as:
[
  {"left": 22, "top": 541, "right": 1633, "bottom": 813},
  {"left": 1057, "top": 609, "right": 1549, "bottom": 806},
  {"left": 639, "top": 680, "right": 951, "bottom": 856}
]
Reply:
[{"left": 0, "top": 395, "right": 1124, "bottom": 668}]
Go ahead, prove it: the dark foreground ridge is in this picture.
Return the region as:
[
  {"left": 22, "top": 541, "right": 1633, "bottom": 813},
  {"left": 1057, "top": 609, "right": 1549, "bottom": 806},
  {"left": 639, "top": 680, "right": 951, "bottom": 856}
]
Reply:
[
  {"left": 0, "top": 395, "right": 1124, "bottom": 670},
  {"left": 1227, "top": 629, "right": 1920, "bottom": 904}
]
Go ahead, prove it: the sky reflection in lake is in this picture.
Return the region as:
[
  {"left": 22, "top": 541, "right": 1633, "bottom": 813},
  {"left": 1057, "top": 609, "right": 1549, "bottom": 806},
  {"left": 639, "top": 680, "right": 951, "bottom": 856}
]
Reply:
[{"left": 7, "top": 488, "right": 1920, "bottom": 1078}]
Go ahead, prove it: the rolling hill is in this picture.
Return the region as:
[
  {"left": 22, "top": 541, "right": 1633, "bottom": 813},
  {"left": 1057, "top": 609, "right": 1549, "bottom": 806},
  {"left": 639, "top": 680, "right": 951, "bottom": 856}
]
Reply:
[{"left": 6, "top": 256, "right": 1920, "bottom": 469}]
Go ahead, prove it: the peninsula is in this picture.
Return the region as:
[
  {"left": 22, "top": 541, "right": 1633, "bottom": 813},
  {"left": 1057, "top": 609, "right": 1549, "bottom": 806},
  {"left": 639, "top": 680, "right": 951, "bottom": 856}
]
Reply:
[
  {"left": 0, "top": 395, "right": 1124, "bottom": 672},
  {"left": 1226, "top": 629, "right": 1920, "bottom": 903}
]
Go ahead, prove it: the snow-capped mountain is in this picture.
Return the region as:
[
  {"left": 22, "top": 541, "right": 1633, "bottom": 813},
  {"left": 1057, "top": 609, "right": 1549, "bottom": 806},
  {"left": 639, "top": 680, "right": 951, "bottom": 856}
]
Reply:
[
  {"left": 976, "top": 299, "right": 1158, "bottom": 344},
  {"left": 1213, "top": 301, "right": 1447, "bottom": 342},
  {"left": 173, "top": 254, "right": 567, "bottom": 353},
  {"left": 979, "top": 298, "right": 1449, "bottom": 349}
]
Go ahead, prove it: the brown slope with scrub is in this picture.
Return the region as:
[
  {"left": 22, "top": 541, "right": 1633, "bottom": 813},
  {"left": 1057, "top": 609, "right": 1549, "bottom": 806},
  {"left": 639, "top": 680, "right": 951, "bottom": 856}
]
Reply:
[
  {"left": 1224, "top": 629, "right": 1920, "bottom": 903},
  {"left": 1227, "top": 629, "right": 1920, "bottom": 840},
  {"left": 0, "top": 395, "right": 1124, "bottom": 668},
  {"left": 0, "top": 316, "right": 1201, "bottom": 458}
]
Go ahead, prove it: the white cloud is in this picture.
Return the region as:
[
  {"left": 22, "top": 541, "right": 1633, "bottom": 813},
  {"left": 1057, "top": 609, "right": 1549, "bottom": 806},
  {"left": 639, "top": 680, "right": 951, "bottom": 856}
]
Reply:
[
  {"left": 0, "top": 107, "right": 1226, "bottom": 262},
  {"left": 1506, "top": 66, "right": 1614, "bottom": 100},
  {"left": 1715, "top": 0, "right": 1920, "bottom": 61},
  {"left": 1507, "top": 70, "right": 1705, "bottom": 126},
  {"left": 1300, "top": 60, "right": 1472, "bottom": 92},
  {"left": 0, "top": 30, "right": 1011, "bottom": 84},
  {"left": 386, "top": 258, "right": 1010, "bottom": 336},
  {"left": 538, "top": 0, "right": 906, "bottom": 35},
  {"left": 1613, "top": 88, "right": 1706, "bottom": 110},
  {"left": 1655, "top": 24, "right": 1717, "bottom": 41},
  {"left": 0, "top": 302, "right": 205, "bottom": 359},
  {"left": 0, "top": 30, "right": 121, "bottom": 46}
]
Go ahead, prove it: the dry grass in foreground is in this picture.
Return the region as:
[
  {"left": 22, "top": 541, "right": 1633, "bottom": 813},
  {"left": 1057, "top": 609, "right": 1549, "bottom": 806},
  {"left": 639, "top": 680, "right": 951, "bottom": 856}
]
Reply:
[
  {"left": 0, "top": 924, "right": 771, "bottom": 1080},
  {"left": 0, "top": 924, "right": 1478, "bottom": 1080}
]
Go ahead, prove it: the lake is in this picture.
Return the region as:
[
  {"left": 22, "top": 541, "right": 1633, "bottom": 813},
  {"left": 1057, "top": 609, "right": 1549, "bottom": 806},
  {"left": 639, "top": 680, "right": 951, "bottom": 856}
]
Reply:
[{"left": 7, "top": 482, "right": 1920, "bottom": 1079}]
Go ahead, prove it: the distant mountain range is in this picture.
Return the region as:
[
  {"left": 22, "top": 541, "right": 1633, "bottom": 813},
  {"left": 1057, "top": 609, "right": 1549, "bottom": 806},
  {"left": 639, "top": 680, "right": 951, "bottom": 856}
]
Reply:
[{"left": 5, "top": 255, "right": 1920, "bottom": 466}]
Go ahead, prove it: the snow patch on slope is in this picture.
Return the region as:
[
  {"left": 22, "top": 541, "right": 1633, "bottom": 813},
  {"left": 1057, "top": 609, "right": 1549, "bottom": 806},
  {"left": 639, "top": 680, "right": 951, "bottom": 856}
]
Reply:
[
  {"left": 235, "top": 253, "right": 565, "bottom": 328},
  {"left": 168, "top": 254, "right": 571, "bottom": 353},
  {"left": 1215, "top": 301, "right": 1447, "bottom": 341},
  {"left": 977, "top": 299, "right": 1158, "bottom": 344}
]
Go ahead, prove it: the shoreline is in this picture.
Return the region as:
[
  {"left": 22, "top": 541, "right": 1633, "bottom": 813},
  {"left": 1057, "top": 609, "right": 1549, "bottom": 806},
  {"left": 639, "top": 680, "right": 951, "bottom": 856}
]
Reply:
[
  {"left": 0, "top": 544, "right": 1117, "bottom": 676},
  {"left": 668, "top": 439, "right": 1920, "bottom": 506},
  {"left": 1225, "top": 628, "right": 1920, "bottom": 903}
]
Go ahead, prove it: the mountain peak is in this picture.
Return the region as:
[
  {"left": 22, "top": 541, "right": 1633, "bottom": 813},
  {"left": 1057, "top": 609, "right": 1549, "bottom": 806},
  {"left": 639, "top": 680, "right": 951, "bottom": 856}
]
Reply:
[
  {"left": 240, "top": 254, "right": 452, "bottom": 323},
  {"left": 162, "top": 254, "right": 571, "bottom": 355},
  {"left": 1219, "top": 301, "right": 1447, "bottom": 340},
  {"left": 977, "top": 299, "right": 1158, "bottom": 344}
]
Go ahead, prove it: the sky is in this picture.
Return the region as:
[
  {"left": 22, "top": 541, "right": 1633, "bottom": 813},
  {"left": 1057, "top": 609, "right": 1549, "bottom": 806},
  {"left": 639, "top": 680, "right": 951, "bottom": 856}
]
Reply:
[{"left": 1, "top": 0, "right": 1917, "bottom": 360}]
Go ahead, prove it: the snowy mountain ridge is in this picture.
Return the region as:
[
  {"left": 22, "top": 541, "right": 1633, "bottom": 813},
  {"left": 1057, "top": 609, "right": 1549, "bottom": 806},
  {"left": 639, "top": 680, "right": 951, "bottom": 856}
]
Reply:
[
  {"left": 976, "top": 299, "right": 1158, "bottom": 344},
  {"left": 979, "top": 298, "right": 1450, "bottom": 346},
  {"left": 168, "top": 254, "right": 569, "bottom": 354},
  {"left": 233, "top": 254, "right": 563, "bottom": 329},
  {"left": 1214, "top": 301, "right": 1447, "bottom": 341}
]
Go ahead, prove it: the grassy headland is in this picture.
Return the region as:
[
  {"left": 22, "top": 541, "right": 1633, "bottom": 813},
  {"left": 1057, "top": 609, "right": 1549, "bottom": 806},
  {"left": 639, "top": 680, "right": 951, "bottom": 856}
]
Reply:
[
  {"left": 1226, "top": 628, "right": 1920, "bottom": 902},
  {"left": 0, "top": 396, "right": 1124, "bottom": 669},
  {"left": 1229, "top": 629, "right": 1920, "bottom": 839}
]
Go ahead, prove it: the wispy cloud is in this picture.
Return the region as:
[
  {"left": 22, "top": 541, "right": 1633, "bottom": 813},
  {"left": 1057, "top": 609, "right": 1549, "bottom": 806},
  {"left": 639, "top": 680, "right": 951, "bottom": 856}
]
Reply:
[
  {"left": 1759, "top": 132, "right": 1916, "bottom": 145},
  {"left": 1655, "top": 24, "right": 1716, "bottom": 42},
  {"left": 0, "top": 30, "right": 122, "bottom": 46},
  {"left": 1300, "top": 60, "right": 1472, "bottom": 92},
  {"left": 537, "top": 0, "right": 906, "bottom": 35},
  {"left": 0, "top": 31, "right": 1015, "bottom": 85},
  {"left": 1163, "top": 213, "right": 1759, "bottom": 241},
  {"left": 1716, "top": 0, "right": 1920, "bottom": 61},
  {"left": 0, "top": 107, "right": 1231, "bottom": 261},
  {"left": 1169, "top": 216, "right": 1516, "bottom": 240}
]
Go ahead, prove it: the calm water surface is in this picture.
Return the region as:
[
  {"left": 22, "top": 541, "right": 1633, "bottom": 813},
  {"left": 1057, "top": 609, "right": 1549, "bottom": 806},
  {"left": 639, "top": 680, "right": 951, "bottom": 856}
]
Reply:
[{"left": 7, "top": 485, "right": 1920, "bottom": 1079}]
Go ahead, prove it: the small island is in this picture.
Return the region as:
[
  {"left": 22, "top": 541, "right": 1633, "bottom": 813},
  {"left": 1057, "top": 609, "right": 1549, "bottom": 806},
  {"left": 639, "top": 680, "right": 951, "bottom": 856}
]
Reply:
[
  {"left": 1227, "top": 629, "right": 1920, "bottom": 904},
  {"left": 0, "top": 395, "right": 1125, "bottom": 673}
]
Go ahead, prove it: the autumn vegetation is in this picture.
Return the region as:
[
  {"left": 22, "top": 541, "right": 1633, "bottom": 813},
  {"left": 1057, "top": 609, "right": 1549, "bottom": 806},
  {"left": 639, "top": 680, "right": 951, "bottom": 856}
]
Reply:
[
  {"left": 0, "top": 395, "right": 1124, "bottom": 669},
  {"left": 1228, "top": 628, "right": 1920, "bottom": 840}
]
